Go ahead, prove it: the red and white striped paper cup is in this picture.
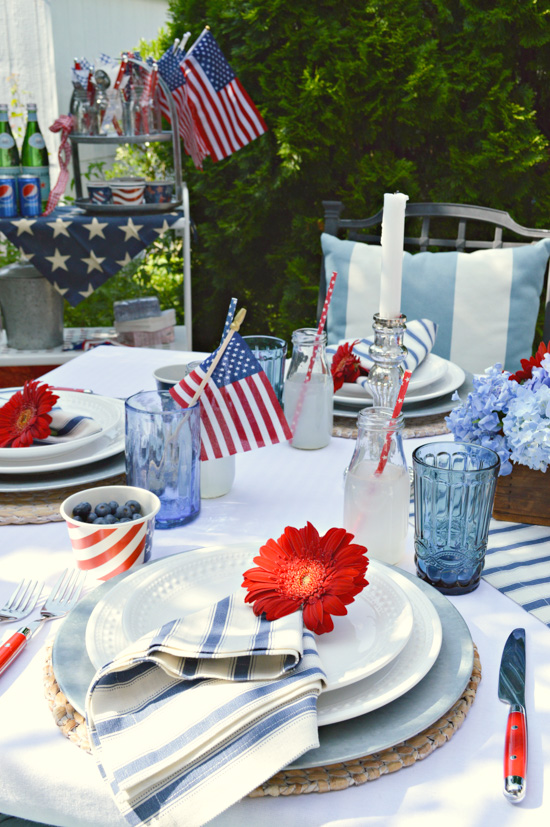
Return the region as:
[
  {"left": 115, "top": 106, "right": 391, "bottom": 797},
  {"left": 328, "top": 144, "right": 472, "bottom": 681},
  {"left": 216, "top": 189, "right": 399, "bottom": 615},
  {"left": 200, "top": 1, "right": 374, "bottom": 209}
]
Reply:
[
  {"left": 110, "top": 183, "right": 145, "bottom": 206},
  {"left": 60, "top": 485, "right": 160, "bottom": 582}
]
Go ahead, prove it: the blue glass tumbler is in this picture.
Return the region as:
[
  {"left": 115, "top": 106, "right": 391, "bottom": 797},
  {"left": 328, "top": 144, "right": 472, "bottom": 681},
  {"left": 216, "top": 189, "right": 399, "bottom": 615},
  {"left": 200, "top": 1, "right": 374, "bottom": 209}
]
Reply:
[
  {"left": 413, "top": 441, "right": 500, "bottom": 594},
  {"left": 125, "top": 391, "right": 200, "bottom": 529},
  {"left": 243, "top": 336, "right": 287, "bottom": 403}
]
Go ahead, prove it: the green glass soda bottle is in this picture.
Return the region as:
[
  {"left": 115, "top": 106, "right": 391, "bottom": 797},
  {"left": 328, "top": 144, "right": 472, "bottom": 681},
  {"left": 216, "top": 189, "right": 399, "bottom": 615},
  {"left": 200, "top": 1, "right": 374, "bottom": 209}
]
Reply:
[
  {"left": 21, "top": 103, "right": 50, "bottom": 210},
  {"left": 0, "top": 104, "right": 21, "bottom": 178}
]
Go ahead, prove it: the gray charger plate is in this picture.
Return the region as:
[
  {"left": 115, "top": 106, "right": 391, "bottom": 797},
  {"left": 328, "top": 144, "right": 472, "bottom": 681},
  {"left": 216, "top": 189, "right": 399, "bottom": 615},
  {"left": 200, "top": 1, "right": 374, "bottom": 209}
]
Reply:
[
  {"left": 0, "top": 453, "right": 125, "bottom": 493},
  {"left": 52, "top": 557, "right": 473, "bottom": 769}
]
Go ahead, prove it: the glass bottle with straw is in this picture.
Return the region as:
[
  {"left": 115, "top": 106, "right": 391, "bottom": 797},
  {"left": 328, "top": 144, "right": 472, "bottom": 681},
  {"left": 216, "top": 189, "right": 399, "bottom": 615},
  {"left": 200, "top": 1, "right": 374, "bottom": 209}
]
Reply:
[
  {"left": 283, "top": 270, "right": 338, "bottom": 450},
  {"left": 343, "top": 371, "right": 412, "bottom": 564}
]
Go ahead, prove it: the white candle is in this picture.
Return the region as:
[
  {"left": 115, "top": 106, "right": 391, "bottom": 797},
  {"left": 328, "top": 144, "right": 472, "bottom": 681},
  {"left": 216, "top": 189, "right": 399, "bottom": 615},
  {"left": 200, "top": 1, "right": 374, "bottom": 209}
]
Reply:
[{"left": 379, "top": 192, "right": 409, "bottom": 319}]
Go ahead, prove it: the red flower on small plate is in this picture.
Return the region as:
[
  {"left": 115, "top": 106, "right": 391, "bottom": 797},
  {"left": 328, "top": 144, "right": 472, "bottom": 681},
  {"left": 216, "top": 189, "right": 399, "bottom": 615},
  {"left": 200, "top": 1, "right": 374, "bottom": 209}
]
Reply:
[
  {"left": 0, "top": 381, "right": 59, "bottom": 448},
  {"left": 330, "top": 341, "right": 367, "bottom": 392},
  {"left": 509, "top": 341, "right": 550, "bottom": 383},
  {"left": 242, "top": 522, "right": 369, "bottom": 634}
]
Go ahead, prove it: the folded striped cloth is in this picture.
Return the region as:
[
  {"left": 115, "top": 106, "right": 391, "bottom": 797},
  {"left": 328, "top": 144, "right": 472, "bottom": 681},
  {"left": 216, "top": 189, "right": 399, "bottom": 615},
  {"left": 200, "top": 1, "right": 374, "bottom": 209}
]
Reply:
[
  {"left": 327, "top": 319, "right": 438, "bottom": 387},
  {"left": 86, "top": 591, "right": 325, "bottom": 827},
  {"left": 34, "top": 407, "right": 102, "bottom": 444}
]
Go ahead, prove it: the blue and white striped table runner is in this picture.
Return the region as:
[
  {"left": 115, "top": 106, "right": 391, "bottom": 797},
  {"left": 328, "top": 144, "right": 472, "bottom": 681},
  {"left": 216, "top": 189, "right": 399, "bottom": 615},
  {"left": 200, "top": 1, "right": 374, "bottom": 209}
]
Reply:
[
  {"left": 86, "top": 591, "right": 325, "bottom": 827},
  {"left": 484, "top": 521, "right": 550, "bottom": 626}
]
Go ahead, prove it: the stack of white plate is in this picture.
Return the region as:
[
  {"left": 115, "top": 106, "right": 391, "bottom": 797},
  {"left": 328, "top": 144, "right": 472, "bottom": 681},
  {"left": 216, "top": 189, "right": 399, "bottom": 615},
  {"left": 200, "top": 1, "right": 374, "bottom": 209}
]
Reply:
[
  {"left": 53, "top": 545, "right": 474, "bottom": 769},
  {"left": 334, "top": 354, "right": 469, "bottom": 419},
  {"left": 0, "top": 389, "right": 125, "bottom": 493}
]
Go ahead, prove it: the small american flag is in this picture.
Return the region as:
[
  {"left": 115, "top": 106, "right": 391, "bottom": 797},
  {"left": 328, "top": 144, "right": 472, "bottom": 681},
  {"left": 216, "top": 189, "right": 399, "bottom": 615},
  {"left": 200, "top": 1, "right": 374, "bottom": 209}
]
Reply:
[
  {"left": 170, "top": 332, "right": 291, "bottom": 459},
  {"left": 181, "top": 29, "right": 267, "bottom": 162},
  {"left": 157, "top": 45, "right": 209, "bottom": 169}
]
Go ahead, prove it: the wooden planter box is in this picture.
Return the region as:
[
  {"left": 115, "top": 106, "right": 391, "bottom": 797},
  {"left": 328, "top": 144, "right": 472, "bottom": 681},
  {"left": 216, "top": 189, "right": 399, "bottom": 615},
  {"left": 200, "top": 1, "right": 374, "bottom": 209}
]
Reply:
[{"left": 493, "top": 463, "right": 550, "bottom": 526}]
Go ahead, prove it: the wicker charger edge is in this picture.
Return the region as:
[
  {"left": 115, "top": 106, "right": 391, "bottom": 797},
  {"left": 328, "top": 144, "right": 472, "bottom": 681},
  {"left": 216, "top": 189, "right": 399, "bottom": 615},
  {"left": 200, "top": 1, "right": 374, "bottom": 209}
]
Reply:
[{"left": 43, "top": 643, "right": 481, "bottom": 797}]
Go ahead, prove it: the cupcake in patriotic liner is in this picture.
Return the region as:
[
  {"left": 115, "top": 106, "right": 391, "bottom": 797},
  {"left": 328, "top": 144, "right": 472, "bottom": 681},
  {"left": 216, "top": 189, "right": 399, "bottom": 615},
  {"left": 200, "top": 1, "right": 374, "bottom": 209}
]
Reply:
[{"left": 60, "top": 485, "right": 160, "bottom": 582}]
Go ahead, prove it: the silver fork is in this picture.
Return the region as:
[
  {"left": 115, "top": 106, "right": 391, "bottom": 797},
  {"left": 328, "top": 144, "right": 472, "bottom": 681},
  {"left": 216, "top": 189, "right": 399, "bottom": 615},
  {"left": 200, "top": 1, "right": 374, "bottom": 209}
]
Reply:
[
  {"left": 0, "top": 579, "right": 43, "bottom": 622},
  {"left": 0, "top": 568, "right": 86, "bottom": 676}
]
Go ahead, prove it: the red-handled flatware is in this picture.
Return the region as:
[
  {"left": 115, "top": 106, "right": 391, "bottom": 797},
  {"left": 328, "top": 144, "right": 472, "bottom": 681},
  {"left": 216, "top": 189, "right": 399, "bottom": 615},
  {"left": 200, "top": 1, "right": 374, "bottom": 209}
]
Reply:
[
  {"left": 0, "top": 569, "right": 85, "bottom": 677},
  {"left": 498, "top": 628, "right": 527, "bottom": 802}
]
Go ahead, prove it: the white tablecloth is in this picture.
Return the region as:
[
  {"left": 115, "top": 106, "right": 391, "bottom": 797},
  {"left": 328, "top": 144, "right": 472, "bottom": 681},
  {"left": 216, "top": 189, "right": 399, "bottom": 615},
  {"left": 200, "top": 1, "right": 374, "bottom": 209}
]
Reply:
[{"left": 1, "top": 346, "right": 549, "bottom": 827}]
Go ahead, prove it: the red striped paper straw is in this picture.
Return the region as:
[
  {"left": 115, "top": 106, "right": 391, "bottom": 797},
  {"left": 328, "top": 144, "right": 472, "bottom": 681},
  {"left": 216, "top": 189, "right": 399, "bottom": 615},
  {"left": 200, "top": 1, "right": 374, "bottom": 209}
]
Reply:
[
  {"left": 375, "top": 369, "right": 412, "bottom": 476},
  {"left": 290, "top": 270, "right": 338, "bottom": 436}
]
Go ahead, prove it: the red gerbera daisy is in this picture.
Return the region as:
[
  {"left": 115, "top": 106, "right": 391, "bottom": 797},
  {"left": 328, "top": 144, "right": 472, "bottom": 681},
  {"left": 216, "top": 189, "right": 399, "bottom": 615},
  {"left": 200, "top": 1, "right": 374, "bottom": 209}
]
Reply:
[
  {"left": 509, "top": 341, "right": 550, "bottom": 383},
  {"left": 331, "top": 341, "right": 366, "bottom": 392},
  {"left": 242, "top": 522, "right": 369, "bottom": 635},
  {"left": 0, "top": 381, "right": 59, "bottom": 448}
]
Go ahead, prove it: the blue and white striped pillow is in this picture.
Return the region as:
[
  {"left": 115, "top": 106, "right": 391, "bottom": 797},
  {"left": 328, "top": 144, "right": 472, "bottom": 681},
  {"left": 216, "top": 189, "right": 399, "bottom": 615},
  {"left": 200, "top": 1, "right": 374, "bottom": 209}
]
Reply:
[{"left": 322, "top": 233, "right": 550, "bottom": 375}]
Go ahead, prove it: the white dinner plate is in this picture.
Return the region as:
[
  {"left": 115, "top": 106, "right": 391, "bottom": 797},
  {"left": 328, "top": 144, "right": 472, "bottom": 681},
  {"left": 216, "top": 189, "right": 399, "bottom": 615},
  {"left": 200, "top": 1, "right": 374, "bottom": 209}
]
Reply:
[
  {"left": 86, "top": 545, "right": 415, "bottom": 692},
  {"left": 337, "top": 353, "right": 448, "bottom": 399},
  {"left": 0, "top": 389, "right": 121, "bottom": 462},
  {"left": 317, "top": 565, "right": 442, "bottom": 724},
  {"left": 0, "top": 397, "right": 124, "bottom": 475},
  {"left": 334, "top": 359, "right": 466, "bottom": 408},
  {"left": 0, "top": 452, "right": 125, "bottom": 492}
]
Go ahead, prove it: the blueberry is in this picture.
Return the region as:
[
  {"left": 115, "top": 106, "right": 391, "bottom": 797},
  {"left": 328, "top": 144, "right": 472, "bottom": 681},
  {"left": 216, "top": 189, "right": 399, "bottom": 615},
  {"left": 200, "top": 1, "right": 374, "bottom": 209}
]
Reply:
[
  {"left": 115, "top": 504, "right": 132, "bottom": 519},
  {"left": 108, "top": 500, "right": 119, "bottom": 514},
  {"left": 125, "top": 500, "right": 142, "bottom": 515},
  {"left": 87, "top": 511, "right": 98, "bottom": 523},
  {"left": 131, "top": 512, "right": 142, "bottom": 520},
  {"left": 72, "top": 501, "right": 92, "bottom": 520},
  {"left": 104, "top": 514, "right": 117, "bottom": 524},
  {"left": 94, "top": 517, "right": 107, "bottom": 524},
  {"left": 95, "top": 502, "right": 111, "bottom": 518},
  {"left": 118, "top": 517, "right": 131, "bottom": 522}
]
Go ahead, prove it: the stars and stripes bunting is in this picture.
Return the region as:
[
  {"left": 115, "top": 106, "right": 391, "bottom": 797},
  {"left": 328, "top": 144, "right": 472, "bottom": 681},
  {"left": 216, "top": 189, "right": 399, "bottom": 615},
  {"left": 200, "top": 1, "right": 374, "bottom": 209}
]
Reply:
[{"left": 170, "top": 330, "right": 291, "bottom": 460}]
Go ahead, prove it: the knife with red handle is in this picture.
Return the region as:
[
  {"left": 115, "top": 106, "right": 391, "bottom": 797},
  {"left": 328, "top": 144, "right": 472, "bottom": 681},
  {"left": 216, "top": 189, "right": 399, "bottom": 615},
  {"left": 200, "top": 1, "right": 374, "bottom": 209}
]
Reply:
[{"left": 498, "top": 628, "right": 527, "bottom": 802}]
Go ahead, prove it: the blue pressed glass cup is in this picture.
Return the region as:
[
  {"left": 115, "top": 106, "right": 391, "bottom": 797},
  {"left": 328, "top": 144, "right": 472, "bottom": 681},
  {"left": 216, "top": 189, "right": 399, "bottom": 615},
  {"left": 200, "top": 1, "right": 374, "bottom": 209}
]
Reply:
[
  {"left": 125, "top": 391, "right": 200, "bottom": 529},
  {"left": 243, "top": 336, "right": 287, "bottom": 403},
  {"left": 413, "top": 441, "right": 500, "bottom": 595}
]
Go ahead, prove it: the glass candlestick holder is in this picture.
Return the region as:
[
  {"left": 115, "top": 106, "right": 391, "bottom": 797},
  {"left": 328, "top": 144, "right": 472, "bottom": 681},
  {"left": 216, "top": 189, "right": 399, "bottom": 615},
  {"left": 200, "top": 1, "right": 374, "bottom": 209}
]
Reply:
[{"left": 365, "top": 313, "right": 408, "bottom": 409}]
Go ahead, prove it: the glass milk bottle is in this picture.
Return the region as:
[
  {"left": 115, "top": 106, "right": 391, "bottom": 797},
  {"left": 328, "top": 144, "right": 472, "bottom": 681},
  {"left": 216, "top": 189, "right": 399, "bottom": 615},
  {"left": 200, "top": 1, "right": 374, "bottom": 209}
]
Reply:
[
  {"left": 343, "top": 408, "right": 410, "bottom": 564},
  {"left": 283, "top": 328, "right": 333, "bottom": 449}
]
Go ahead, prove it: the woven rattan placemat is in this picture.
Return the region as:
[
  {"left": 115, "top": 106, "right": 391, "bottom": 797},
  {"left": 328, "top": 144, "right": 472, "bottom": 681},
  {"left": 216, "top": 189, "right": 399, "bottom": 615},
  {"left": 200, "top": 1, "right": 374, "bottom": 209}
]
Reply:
[
  {"left": 0, "top": 473, "right": 126, "bottom": 525},
  {"left": 332, "top": 414, "right": 449, "bottom": 441},
  {"left": 44, "top": 642, "right": 480, "bottom": 797}
]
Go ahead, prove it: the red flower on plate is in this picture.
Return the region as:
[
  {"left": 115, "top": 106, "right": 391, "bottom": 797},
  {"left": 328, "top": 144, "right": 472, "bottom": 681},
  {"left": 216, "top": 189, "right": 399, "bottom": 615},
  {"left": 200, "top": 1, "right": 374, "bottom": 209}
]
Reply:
[
  {"left": 0, "top": 381, "right": 59, "bottom": 448},
  {"left": 330, "top": 341, "right": 366, "bottom": 392},
  {"left": 509, "top": 341, "right": 550, "bottom": 383},
  {"left": 242, "top": 522, "right": 369, "bottom": 635}
]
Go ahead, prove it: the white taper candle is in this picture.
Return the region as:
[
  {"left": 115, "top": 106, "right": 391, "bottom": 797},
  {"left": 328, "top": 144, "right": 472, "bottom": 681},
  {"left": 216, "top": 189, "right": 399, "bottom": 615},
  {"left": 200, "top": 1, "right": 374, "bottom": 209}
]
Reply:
[{"left": 379, "top": 192, "right": 409, "bottom": 319}]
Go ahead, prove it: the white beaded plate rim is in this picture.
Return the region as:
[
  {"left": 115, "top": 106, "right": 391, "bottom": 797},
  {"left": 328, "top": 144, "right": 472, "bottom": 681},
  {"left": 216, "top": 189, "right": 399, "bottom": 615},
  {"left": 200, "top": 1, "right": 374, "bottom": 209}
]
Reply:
[
  {"left": 0, "top": 390, "right": 123, "bottom": 464},
  {"left": 85, "top": 544, "right": 415, "bottom": 692},
  {"left": 0, "top": 398, "right": 124, "bottom": 474}
]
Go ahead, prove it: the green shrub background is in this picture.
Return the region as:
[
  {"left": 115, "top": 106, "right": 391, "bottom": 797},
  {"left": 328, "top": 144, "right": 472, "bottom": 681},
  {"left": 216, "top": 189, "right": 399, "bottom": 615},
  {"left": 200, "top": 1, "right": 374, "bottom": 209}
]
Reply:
[{"left": 70, "top": 0, "right": 550, "bottom": 348}]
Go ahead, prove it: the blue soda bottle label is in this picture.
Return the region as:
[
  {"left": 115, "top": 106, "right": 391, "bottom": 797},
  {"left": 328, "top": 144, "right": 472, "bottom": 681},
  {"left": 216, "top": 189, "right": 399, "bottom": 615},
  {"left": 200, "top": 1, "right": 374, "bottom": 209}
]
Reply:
[
  {"left": 0, "top": 134, "right": 15, "bottom": 149},
  {"left": 28, "top": 133, "right": 46, "bottom": 150}
]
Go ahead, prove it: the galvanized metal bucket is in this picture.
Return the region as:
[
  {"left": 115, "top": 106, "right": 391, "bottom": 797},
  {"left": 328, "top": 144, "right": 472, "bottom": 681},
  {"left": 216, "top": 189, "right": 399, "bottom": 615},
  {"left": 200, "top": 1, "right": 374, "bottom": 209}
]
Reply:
[{"left": 0, "top": 261, "right": 64, "bottom": 350}]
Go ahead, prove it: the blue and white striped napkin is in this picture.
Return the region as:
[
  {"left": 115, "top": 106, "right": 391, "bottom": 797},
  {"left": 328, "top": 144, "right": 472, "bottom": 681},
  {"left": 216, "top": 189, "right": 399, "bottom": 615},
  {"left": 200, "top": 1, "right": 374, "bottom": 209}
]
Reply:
[
  {"left": 327, "top": 319, "right": 438, "bottom": 385},
  {"left": 35, "top": 407, "right": 101, "bottom": 444},
  {"left": 86, "top": 591, "right": 325, "bottom": 827},
  {"left": 483, "top": 522, "right": 550, "bottom": 626}
]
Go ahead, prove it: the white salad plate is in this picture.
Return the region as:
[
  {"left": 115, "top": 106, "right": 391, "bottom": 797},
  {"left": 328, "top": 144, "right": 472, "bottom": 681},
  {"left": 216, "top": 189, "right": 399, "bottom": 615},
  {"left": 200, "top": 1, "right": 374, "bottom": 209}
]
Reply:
[
  {"left": 0, "top": 396, "right": 124, "bottom": 475},
  {"left": 0, "top": 389, "right": 122, "bottom": 462},
  {"left": 86, "top": 546, "right": 415, "bottom": 693},
  {"left": 334, "top": 359, "right": 466, "bottom": 408},
  {"left": 336, "top": 352, "right": 448, "bottom": 399},
  {"left": 317, "top": 564, "right": 442, "bottom": 724}
]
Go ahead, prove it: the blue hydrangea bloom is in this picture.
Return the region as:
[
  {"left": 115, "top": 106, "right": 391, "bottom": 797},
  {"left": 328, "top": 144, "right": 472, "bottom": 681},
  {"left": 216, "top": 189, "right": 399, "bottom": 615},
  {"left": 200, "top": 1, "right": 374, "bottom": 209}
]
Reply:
[
  {"left": 445, "top": 364, "right": 518, "bottom": 475},
  {"left": 446, "top": 358, "right": 550, "bottom": 475}
]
